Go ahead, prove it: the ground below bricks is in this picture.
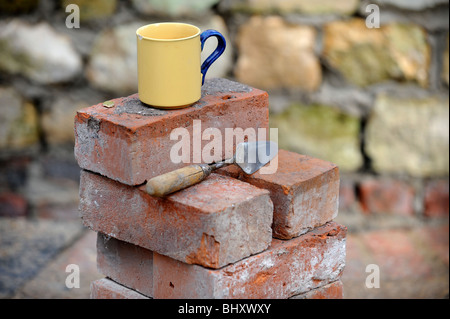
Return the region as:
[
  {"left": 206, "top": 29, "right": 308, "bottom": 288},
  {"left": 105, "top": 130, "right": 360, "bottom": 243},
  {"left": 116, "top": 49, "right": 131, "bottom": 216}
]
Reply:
[{"left": 0, "top": 211, "right": 448, "bottom": 299}]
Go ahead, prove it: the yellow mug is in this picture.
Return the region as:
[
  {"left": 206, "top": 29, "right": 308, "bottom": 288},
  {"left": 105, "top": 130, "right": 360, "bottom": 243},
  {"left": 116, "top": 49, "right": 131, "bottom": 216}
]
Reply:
[{"left": 136, "top": 22, "right": 226, "bottom": 109}]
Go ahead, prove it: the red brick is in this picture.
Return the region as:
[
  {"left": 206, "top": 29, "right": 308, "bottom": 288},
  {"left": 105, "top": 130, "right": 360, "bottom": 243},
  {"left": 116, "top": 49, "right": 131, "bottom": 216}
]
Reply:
[
  {"left": 0, "top": 192, "right": 28, "bottom": 217},
  {"left": 90, "top": 278, "right": 149, "bottom": 299},
  {"left": 358, "top": 179, "right": 415, "bottom": 216},
  {"left": 79, "top": 170, "right": 273, "bottom": 269},
  {"left": 74, "top": 78, "right": 269, "bottom": 186},
  {"left": 153, "top": 222, "right": 347, "bottom": 299},
  {"left": 411, "top": 225, "right": 449, "bottom": 266},
  {"left": 339, "top": 179, "right": 356, "bottom": 212},
  {"left": 290, "top": 280, "right": 343, "bottom": 299},
  {"left": 341, "top": 234, "right": 371, "bottom": 281},
  {"left": 424, "top": 180, "right": 449, "bottom": 218},
  {"left": 361, "top": 229, "right": 432, "bottom": 280},
  {"left": 218, "top": 150, "right": 339, "bottom": 239},
  {"left": 96, "top": 233, "right": 153, "bottom": 297}
]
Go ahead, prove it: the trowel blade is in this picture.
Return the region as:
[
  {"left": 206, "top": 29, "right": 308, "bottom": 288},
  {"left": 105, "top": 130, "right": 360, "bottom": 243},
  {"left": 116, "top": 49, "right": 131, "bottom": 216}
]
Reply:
[{"left": 235, "top": 141, "right": 278, "bottom": 175}]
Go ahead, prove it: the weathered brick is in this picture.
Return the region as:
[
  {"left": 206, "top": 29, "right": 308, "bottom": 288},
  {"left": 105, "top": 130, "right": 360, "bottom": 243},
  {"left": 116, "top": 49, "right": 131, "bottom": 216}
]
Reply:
[
  {"left": 80, "top": 170, "right": 273, "bottom": 269},
  {"left": 339, "top": 179, "right": 357, "bottom": 212},
  {"left": 0, "top": 192, "right": 28, "bottom": 217},
  {"left": 290, "top": 280, "right": 343, "bottom": 299},
  {"left": 90, "top": 278, "right": 149, "bottom": 299},
  {"left": 361, "top": 229, "right": 432, "bottom": 279},
  {"left": 94, "top": 223, "right": 346, "bottom": 299},
  {"left": 358, "top": 179, "right": 415, "bottom": 216},
  {"left": 74, "top": 78, "right": 269, "bottom": 186},
  {"left": 424, "top": 179, "right": 449, "bottom": 218},
  {"left": 218, "top": 149, "right": 339, "bottom": 239},
  {"left": 411, "top": 224, "right": 449, "bottom": 266},
  {"left": 96, "top": 233, "right": 154, "bottom": 297},
  {"left": 153, "top": 222, "right": 346, "bottom": 299}
]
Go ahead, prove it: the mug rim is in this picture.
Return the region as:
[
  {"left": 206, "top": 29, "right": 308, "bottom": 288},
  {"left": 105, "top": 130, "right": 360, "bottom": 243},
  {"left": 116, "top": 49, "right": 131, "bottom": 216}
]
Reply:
[{"left": 136, "top": 22, "right": 201, "bottom": 42}]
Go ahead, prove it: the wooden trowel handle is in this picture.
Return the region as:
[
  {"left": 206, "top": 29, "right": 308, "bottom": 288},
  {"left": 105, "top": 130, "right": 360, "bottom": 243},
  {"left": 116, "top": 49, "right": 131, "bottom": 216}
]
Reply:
[{"left": 145, "top": 164, "right": 213, "bottom": 197}]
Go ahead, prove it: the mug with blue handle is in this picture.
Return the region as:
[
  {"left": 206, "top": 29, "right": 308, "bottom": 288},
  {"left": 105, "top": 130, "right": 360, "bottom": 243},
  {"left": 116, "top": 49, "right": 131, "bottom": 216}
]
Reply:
[{"left": 136, "top": 23, "right": 226, "bottom": 109}]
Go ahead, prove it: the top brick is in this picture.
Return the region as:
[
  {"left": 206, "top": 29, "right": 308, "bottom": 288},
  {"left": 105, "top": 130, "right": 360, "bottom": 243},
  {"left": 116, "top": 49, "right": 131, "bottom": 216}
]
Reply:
[{"left": 74, "top": 78, "right": 269, "bottom": 186}]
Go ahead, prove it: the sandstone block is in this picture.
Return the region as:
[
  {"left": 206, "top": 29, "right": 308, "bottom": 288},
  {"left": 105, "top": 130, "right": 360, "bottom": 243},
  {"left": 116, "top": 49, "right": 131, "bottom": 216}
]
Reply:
[
  {"left": 270, "top": 103, "right": 362, "bottom": 172},
  {"left": 443, "top": 34, "right": 449, "bottom": 86},
  {"left": 62, "top": 0, "right": 117, "bottom": 21},
  {"left": 220, "top": 0, "right": 359, "bottom": 15},
  {"left": 365, "top": 94, "right": 449, "bottom": 177},
  {"left": 235, "top": 16, "right": 321, "bottom": 91},
  {"left": 86, "top": 22, "right": 141, "bottom": 95},
  {"left": 131, "top": 0, "right": 219, "bottom": 17},
  {"left": 0, "top": 20, "right": 82, "bottom": 84},
  {"left": 323, "top": 19, "right": 431, "bottom": 87},
  {"left": 0, "top": 87, "right": 39, "bottom": 152}
]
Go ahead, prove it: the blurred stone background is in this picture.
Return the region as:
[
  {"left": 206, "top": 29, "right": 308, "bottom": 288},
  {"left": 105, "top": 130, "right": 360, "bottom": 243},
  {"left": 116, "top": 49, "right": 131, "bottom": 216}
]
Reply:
[{"left": 0, "top": 0, "right": 448, "bottom": 299}]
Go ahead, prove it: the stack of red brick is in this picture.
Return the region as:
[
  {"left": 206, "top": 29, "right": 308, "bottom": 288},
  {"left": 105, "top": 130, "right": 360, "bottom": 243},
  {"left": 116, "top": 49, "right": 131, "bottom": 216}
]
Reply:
[{"left": 74, "top": 78, "right": 347, "bottom": 299}]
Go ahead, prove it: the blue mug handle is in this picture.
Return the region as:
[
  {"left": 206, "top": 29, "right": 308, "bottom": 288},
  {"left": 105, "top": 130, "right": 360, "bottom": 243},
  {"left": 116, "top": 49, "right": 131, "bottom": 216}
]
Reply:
[{"left": 200, "top": 30, "right": 226, "bottom": 85}]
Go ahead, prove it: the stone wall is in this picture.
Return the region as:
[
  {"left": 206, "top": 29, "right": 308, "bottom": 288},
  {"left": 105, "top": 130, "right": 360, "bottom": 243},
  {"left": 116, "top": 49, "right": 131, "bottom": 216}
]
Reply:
[{"left": 0, "top": 0, "right": 448, "bottom": 228}]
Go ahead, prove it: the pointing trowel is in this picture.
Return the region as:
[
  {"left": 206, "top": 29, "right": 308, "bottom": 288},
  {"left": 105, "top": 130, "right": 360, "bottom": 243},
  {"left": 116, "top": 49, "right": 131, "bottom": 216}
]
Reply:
[{"left": 145, "top": 141, "right": 278, "bottom": 197}]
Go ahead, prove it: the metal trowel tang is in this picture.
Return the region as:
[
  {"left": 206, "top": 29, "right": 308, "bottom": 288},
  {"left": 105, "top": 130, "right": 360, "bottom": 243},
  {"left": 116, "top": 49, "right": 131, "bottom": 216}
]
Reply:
[{"left": 146, "top": 141, "right": 278, "bottom": 197}]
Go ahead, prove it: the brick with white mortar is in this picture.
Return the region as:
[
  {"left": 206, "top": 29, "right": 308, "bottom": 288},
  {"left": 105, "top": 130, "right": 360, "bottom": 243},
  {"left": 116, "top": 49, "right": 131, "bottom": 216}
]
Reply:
[
  {"left": 80, "top": 170, "right": 273, "bottom": 269},
  {"left": 74, "top": 78, "right": 269, "bottom": 186},
  {"left": 218, "top": 149, "right": 340, "bottom": 239}
]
